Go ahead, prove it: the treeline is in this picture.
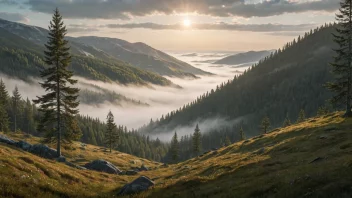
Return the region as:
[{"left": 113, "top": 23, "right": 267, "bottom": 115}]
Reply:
[
  {"left": 0, "top": 79, "right": 168, "bottom": 162},
  {"left": 139, "top": 23, "right": 338, "bottom": 161}
]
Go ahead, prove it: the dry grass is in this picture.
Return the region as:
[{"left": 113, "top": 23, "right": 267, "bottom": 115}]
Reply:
[{"left": 1, "top": 112, "right": 352, "bottom": 198}]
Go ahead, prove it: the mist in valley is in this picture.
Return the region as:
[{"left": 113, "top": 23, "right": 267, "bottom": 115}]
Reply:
[{"left": 0, "top": 52, "right": 251, "bottom": 140}]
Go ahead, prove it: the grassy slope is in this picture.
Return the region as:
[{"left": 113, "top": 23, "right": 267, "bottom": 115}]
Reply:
[{"left": 1, "top": 112, "right": 352, "bottom": 198}]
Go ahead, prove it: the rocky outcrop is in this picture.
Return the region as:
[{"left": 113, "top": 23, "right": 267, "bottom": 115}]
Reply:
[
  {"left": 84, "top": 159, "right": 121, "bottom": 174},
  {"left": 29, "top": 144, "right": 58, "bottom": 159},
  {"left": 118, "top": 176, "right": 154, "bottom": 196},
  {"left": 16, "top": 140, "right": 32, "bottom": 151},
  {"left": 0, "top": 134, "right": 16, "bottom": 145}
]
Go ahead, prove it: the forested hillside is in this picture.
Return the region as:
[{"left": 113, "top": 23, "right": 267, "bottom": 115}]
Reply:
[
  {"left": 139, "top": 23, "right": 337, "bottom": 158},
  {"left": 0, "top": 80, "right": 169, "bottom": 162},
  {"left": 0, "top": 27, "right": 172, "bottom": 86},
  {"left": 0, "top": 18, "right": 209, "bottom": 79}
]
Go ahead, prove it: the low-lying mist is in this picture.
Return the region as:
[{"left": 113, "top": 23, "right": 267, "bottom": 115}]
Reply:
[{"left": 0, "top": 52, "right": 251, "bottom": 141}]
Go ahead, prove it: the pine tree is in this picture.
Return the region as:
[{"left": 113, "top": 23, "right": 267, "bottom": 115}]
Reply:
[
  {"left": 283, "top": 114, "right": 291, "bottom": 127},
  {"left": 0, "top": 79, "right": 9, "bottom": 106},
  {"left": 12, "top": 86, "right": 22, "bottom": 132},
  {"left": 192, "top": 124, "right": 202, "bottom": 156},
  {"left": 327, "top": 0, "right": 352, "bottom": 117},
  {"left": 261, "top": 116, "right": 271, "bottom": 134},
  {"left": 297, "top": 109, "right": 306, "bottom": 123},
  {"left": 105, "top": 111, "right": 118, "bottom": 153},
  {"left": 0, "top": 104, "right": 9, "bottom": 132},
  {"left": 170, "top": 131, "right": 179, "bottom": 162},
  {"left": 24, "top": 98, "right": 35, "bottom": 134},
  {"left": 239, "top": 126, "right": 246, "bottom": 140},
  {"left": 224, "top": 135, "right": 231, "bottom": 146},
  {"left": 0, "top": 79, "right": 9, "bottom": 132},
  {"left": 33, "top": 8, "right": 80, "bottom": 157}
]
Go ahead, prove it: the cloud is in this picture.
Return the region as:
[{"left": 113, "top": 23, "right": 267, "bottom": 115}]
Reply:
[
  {"left": 0, "top": 12, "right": 29, "bottom": 22},
  {"left": 26, "top": 0, "right": 338, "bottom": 19},
  {"left": 104, "top": 22, "right": 315, "bottom": 32}
]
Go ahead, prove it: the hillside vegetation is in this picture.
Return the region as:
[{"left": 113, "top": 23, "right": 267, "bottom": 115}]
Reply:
[
  {"left": 139, "top": 24, "right": 336, "bottom": 151},
  {"left": 1, "top": 112, "right": 351, "bottom": 197},
  {"left": 0, "top": 26, "right": 172, "bottom": 86}
]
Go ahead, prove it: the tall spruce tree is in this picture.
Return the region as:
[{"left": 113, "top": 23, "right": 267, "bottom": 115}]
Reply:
[
  {"left": 261, "top": 116, "right": 271, "bottom": 134},
  {"left": 105, "top": 111, "right": 118, "bottom": 153},
  {"left": 0, "top": 79, "right": 9, "bottom": 132},
  {"left": 12, "top": 86, "right": 22, "bottom": 132},
  {"left": 192, "top": 124, "right": 202, "bottom": 156},
  {"left": 170, "top": 131, "right": 179, "bottom": 162},
  {"left": 24, "top": 98, "right": 35, "bottom": 134},
  {"left": 327, "top": 0, "right": 352, "bottom": 117},
  {"left": 34, "top": 8, "right": 80, "bottom": 157}
]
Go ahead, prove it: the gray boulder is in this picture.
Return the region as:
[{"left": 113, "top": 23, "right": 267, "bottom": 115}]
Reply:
[
  {"left": 84, "top": 159, "right": 121, "bottom": 174},
  {"left": 0, "top": 134, "right": 16, "bottom": 145},
  {"left": 118, "top": 176, "right": 154, "bottom": 196},
  {"left": 15, "top": 140, "right": 32, "bottom": 151},
  {"left": 29, "top": 144, "right": 58, "bottom": 159}
]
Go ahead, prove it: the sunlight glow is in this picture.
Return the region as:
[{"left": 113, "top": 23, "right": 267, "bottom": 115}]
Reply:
[{"left": 183, "top": 19, "right": 192, "bottom": 27}]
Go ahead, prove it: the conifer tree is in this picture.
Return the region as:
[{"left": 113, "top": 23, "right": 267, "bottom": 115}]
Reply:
[
  {"left": 297, "top": 109, "right": 306, "bottom": 123},
  {"left": 0, "top": 79, "right": 9, "bottom": 132},
  {"left": 327, "top": 0, "right": 352, "bottom": 117},
  {"left": 0, "top": 79, "right": 9, "bottom": 106},
  {"left": 170, "top": 131, "right": 179, "bottom": 162},
  {"left": 283, "top": 114, "right": 291, "bottom": 127},
  {"left": 105, "top": 111, "right": 118, "bottom": 153},
  {"left": 261, "top": 116, "right": 271, "bottom": 134},
  {"left": 12, "top": 86, "right": 22, "bottom": 132},
  {"left": 239, "top": 126, "right": 246, "bottom": 140},
  {"left": 224, "top": 136, "right": 231, "bottom": 146},
  {"left": 34, "top": 8, "right": 80, "bottom": 157},
  {"left": 192, "top": 124, "right": 202, "bottom": 156},
  {"left": 24, "top": 98, "right": 35, "bottom": 134}
]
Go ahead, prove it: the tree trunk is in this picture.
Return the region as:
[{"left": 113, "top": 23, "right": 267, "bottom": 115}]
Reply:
[
  {"left": 14, "top": 114, "right": 16, "bottom": 132},
  {"left": 347, "top": 1, "right": 352, "bottom": 118},
  {"left": 56, "top": 61, "right": 61, "bottom": 157}
]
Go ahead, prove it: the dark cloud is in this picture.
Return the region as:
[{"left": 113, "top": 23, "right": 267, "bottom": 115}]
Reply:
[
  {"left": 104, "top": 22, "right": 316, "bottom": 32},
  {"left": 26, "top": 0, "right": 338, "bottom": 19},
  {"left": 0, "top": 12, "right": 29, "bottom": 22}
]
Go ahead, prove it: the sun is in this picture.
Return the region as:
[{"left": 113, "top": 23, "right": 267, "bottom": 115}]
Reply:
[{"left": 183, "top": 19, "right": 192, "bottom": 27}]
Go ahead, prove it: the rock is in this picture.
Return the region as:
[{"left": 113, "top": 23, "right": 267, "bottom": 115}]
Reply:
[
  {"left": 126, "top": 170, "right": 138, "bottom": 176},
  {"left": 140, "top": 164, "right": 148, "bottom": 171},
  {"left": 84, "top": 159, "right": 121, "bottom": 174},
  {"left": 29, "top": 144, "right": 58, "bottom": 159},
  {"left": 15, "top": 140, "right": 32, "bottom": 151},
  {"left": 65, "top": 161, "right": 87, "bottom": 170},
  {"left": 118, "top": 176, "right": 154, "bottom": 196},
  {"left": 0, "top": 134, "right": 16, "bottom": 145},
  {"left": 56, "top": 156, "right": 66, "bottom": 163}
]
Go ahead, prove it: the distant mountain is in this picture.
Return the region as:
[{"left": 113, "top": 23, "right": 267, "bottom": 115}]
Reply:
[
  {"left": 214, "top": 50, "right": 273, "bottom": 65},
  {"left": 0, "top": 18, "right": 210, "bottom": 78},
  {"left": 140, "top": 24, "right": 336, "bottom": 146},
  {"left": 0, "top": 22, "right": 172, "bottom": 87},
  {"left": 74, "top": 37, "right": 211, "bottom": 77}
]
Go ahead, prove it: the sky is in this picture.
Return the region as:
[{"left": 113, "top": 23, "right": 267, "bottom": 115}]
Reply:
[{"left": 0, "top": 0, "right": 338, "bottom": 51}]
